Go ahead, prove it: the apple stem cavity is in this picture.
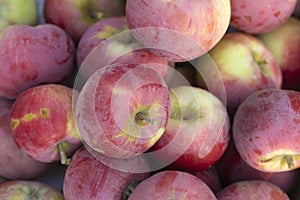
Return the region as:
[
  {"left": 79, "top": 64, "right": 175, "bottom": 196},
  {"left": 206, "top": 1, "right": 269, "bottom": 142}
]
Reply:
[
  {"left": 260, "top": 154, "right": 300, "bottom": 170},
  {"left": 134, "top": 111, "right": 151, "bottom": 127},
  {"left": 57, "top": 143, "right": 70, "bottom": 165}
]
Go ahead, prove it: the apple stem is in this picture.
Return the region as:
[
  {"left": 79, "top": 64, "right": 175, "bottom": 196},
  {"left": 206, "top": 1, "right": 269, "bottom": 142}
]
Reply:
[{"left": 57, "top": 143, "right": 70, "bottom": 165}]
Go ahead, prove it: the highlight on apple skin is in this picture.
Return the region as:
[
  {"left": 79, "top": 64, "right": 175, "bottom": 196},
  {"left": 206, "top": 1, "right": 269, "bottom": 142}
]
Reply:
[{"left": 233, "top": 89, "right": 300, "bottom": 173}]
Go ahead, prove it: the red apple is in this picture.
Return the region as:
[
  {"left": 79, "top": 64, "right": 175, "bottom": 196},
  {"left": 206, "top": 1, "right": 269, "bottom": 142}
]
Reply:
[
  {"left": 75, "top": 63, "right": 170, "bottom": 159},
  {"left": 151, "top": 86, "right": 230, "bottom": 171},
  {"left": 233, "top": 89, "right": 300, "bottom": 172},
  {"left": 0, "top": 180, "right": 64, "bottom": 199},
  {"left": 216, "top": 180, "right": 290, "bottom": 200},
  {"left": 230, "top": 0, "right": 297, "bottom": 34},
  {"left": 125, "top": 0, "right": 231, "bottom": 62},
  {"left": 44, "top": 0, "right": 125, "bottom": 42},
  {"left": 76, "top": 16, "right": 172, "bottom": 82},
  {"left": 258, "top": 17, "right": 300, "bottom": 91},
  {"left": 0, "top": 24, "right": 75, "bottom": 99},
  {"left": 128, "top": 170, "right": 217, "bottom": 200},
  {"left": 63, "top": 147, "right": 149, "bottom": 200},
  {"left": 217, "top": 142, "right": 299, "bottom": 193},
  {"left": 0, "top": 98, "right": 50, "bottom": 180},
  {"left": 9, "top": 84, "right": 82, "bottom": 164},
  {"left": 196, "top": 32, "right": 282, "bottom": 115}
]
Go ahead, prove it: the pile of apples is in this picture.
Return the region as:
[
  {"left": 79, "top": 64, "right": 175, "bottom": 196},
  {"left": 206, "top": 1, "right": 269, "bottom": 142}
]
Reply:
[{"left": 0, "top": 0, "right": 299, "bottom": 199}]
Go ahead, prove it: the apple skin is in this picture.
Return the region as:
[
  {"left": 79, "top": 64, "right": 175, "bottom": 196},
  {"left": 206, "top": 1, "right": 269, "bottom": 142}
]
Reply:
[
  {"left": 230, "top": 0, "right": 297, "bottom": 34},
  {"left": 196, "top": 32, "right": 282, "bottom": 115},
  {"left": 128, "top": 170, "right": 217, "bottom": 200},
  {"left": 0, "top": 24, "right": 75, "bottom": 99},
  {"left": 0, "top": 180, "right": 64, "bottom": 200},
  {"left": 0, "top": 98, "right": 50, "bottom": 180},
  {"left": 9, "top": 84, "right": 82, "bottom": 164},
  {"left": 76, "top": 16, "right": 172, "bottom": 82},
  {"left": 75, "top": 63, "right": 170, "bottom": 159},
  {"left": 233, "top": 89, "right": 300, "bottom": 173},
  {"left": 125, "top": 0, "right": 231, "bottom": 62},
  {"left": 63, "top": 147, "right": 149, "bottom": 200},
  {"left": 258, "top": 17, "right": 300, "bottom": 91},
  {"left": 151, "top": 86, "right": 230, "bottom": 171},
  {"left": 44, "top": 0, "right": 125, "bottom": 42},
  {"left": 216, "top": 180, "right": 290, "bottom": 200},
  {"left": 0, "top": 0, "right": 38, "bottom": 31},
  {"left": 217, "top": 142, "right": 299, "bottom": 193}
]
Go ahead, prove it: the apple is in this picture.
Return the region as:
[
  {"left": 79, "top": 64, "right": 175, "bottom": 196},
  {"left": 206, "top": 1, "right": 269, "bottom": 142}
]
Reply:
[
  {"left": 258, "top": 17, "right": 300, "bottom": 91},
  {"left": 293, "top": 0, "right": 300, "bottom": 18},
  {"left": 125, "top": 0, "right": 231, "bottom": 62},
  {"left": 0, "top": 24, "right": 75, "bottom": 99},
  {"left": 230, "top": 0, "right": 297, "bottom": 34},
  {"left": 0, "top": 97, "right": 50, "bottom": 180},
  {"left": 217, "top": 142, "right": 299, "bottom": 193},
  {"left": 233, "top": 89, "right": 300, "bottom": 173},
  {"left": 0, "top": 180, "right": 64, "bottom": 199},
  {"left": 44, "top": 0, "right": 125, "bottom": 42},
  {"left": 0, "top": 0, "right": 38, "bottom": 31},
  {"left": 151, "top": 86, "right": 230, "bottom": 171},
  {"left": 216, "top": 180, "right": 290, "bottom": 200},
  {"left": 75, "top": 63, "right": 170, "bottom": 159},
  {"left": 196, "top": 32, "right": 282, "bottom": 115},
  {"left": 76, "top": 16, "right": 173, "bottom": 83},
  {"left": 128, "top": 170, "right": 217, "bottom": 200},
  {"left": 9, "top": 84, "right": 82, "bottom": 165},
  {"left": 63, "top": 146, "right": 149, "bottom": 200}
]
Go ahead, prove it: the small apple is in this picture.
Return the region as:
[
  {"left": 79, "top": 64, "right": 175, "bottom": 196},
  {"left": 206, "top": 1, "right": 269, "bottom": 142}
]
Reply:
[
  {"left": 63, "top": 147, "right": 149, "bottom": 200},
  {"left": 75, "top": 63, "right": 170, "bottom": 159},
  {"left": 44, "top": 0, "right": 125, "bottom": 42},
  {"left": 125, "top": 0, "right": 231, "bottom": 62},
  {"left": 0, "top": 24, "right": 75, "bottom": 99},
  {"left": 230, "top": 0, "right": 297, "bottom": 34},
  {"left": 9, "top": 84, "right": 82, "bottom": 164},
  {"left": 196, "top": 32, "right": 282, "bottom": 115},
  {"left": 151, "top": 86, "right": 230, "bottom": 171},
  {"left": 258, "top": 17, "right": 300, "bottom": 91},
  {"left": 76, "top": 16, "right": 172, "bottom": 83},
  {"left": 0, "top": 97, "right": 50, "bottom": 180},
  {"left": 233, "top": 89, "right": 300, "bottom": 173},
  {"left": 0, "top": 180, "right": 64, "bottom": 200},
  {"left": 0, "top": 0, "right": 38, "bottom": 31},
  {"left": 216, "top": 180, "right": 290, "bottom": 200},
  {"left": 128, "top": 170, "right": 217, "bottom": 200}
]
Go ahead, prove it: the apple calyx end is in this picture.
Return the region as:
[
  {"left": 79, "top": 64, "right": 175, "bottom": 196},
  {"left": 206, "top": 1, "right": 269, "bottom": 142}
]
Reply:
[{"left": 260, "top": 153, "right": 300, "bottom": 171}]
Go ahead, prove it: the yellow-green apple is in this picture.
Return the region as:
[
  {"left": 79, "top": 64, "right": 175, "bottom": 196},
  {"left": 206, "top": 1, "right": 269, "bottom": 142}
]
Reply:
[
  {"left": 216, "top": 180, "right": 290, "bottom": 200},
  {"left": 196, "top": 32, "right": 282, "bottom": 115},
  {"left": 0, "top": 24, "right": 75, "bottom": 99},
  {"left": 151, "top": 86, "right": 230, "bottom": 171},
  {"left": 0, "top": 180, "right": 64, "bottom": 199},
  {"left": 75, "top": 63, "right": 170, "bottom": 159},
  {"left": 9, "top": 84, "right": 82, "bottom": 165},
  {"left": 230, "top": 0, "right": 297, "bottom": 34},
  {"left": 125, "top": 0, "right": 231, "bottom": 62},
  {"left": 76, "top": 16, "right": 173, "bottom": 83},
  {"left": 258, "top": 17, "right": 300, "bottom": 90},
  {"left": 0, "top": 0, "right": 38, "bottom": 31},
  {"left": 63, "top": 147, "right": 149, "bottom": 200},
  {"left": 0, "top": 98, "right": 50, "bottom": 180},
  {"left": 44, "top": 0, "right": 125, "bottom": 42},
  {"left": 128, "top": 170, "right": 217, "bottom": 200},
  {"left": 233, "top": 89, "right": 300, "bottom": 173}
]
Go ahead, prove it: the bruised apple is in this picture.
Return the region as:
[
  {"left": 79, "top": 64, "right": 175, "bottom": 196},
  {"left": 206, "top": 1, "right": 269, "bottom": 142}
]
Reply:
[
  {"left": 128, "top": 170, "right": 217, "bottom": 200},
  {"left": 63, "top": 147, "right": 149, "bottom": 200},
  {"left": 126, "top": 0, "right": 231, "bottom": 62},
  {"left": 0, "top": 24, "right": 75, "bottom": 99},
  {"left": 233, "top": 89, "right": 300, "bottom": 172},
  {"left": 75, "top": 63, "right": 170, "bottom": 159},
  {"left": 9, "top": 84, "right": 82, "bottom": 164},
  {"left": 0, "top": 98, "right": 49, "bottom": 180}
]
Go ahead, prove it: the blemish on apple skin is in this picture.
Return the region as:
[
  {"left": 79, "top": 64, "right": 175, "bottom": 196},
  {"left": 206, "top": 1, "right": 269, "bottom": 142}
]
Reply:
[
  {"left": 10, "top": 119, "right": 19, "bottom": 130},
  {"left": 274, "top": 11, "right": 281, "bottom": 17},
  {"left": 39, "top": 108, "right": 50, "bottom": 119},
  {"left": 21, "top": 113, "right": 38, "bottom": 122}
]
